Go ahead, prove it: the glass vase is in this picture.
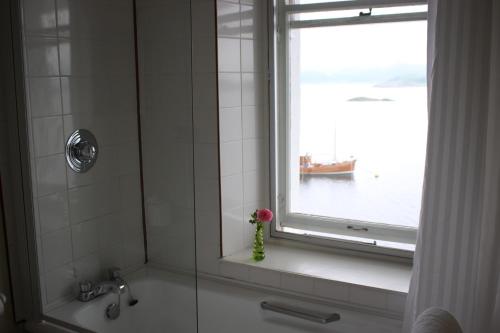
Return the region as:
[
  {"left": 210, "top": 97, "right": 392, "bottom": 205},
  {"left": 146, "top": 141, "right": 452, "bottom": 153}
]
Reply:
[{"left": 252, "top": 221, "right": 265, "bottom": 261}]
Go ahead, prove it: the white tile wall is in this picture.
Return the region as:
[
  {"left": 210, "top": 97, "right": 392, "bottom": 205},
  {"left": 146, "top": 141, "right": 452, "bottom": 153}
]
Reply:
[
  {"left": 219, "top": 107, "right": 242, "bottom": 142},
  {"left": 44, "top": 264, "right": 76, "bottom": 304},
  {"left": 218, "top": 73, "right": 242, "bottom": 108},
  {"left": 248, "top": 266, "right": 281, "bottom": 288},
  {"left": 71, "top": 220, "right": 99, "bottom": 260},
  {"left": 213, "top": 260, "right": 407, "bottom": 319},
  {"left": 60, "top": 77, "right": 104, "bottom": 115},
  {"left": 218, "top": 246, "right": 409, "bottom": 313},
  {"left": 24, "top": 37, "right": 60, "bottom": 76},
  {"left": 220, "top": 141, "right": 243, "bottom": 176},
  {"left": 28, "top": 77, "right": 62, "bottom": 117},
  {"left": 387, "top": 292, "right": 407, "bottom": 313},
  {"left": 68, "top": 181, "right": 118, "bottom": 224},
  {"left": 73, "top": 253, "right": 102, "bottom": 282},
  {"left": 32, "top": 116, "right": 64, "bottom": 157},
  {"left": 22, "top": 0, "right": 57, "bottom": 37},
  {"left": 35, "top": 154, "right": 66, "bottom": 196},
  {"left": 222, "top": 206, "right": 244, "bottom": 254},
  {"left": 208, "top": 2, "right": 407, "bottom": 317},
  {"left": 41, "top": 227, "right": 72, "bottom": 271},
  {"left": 280, "top": 273, "right": 315, "bottom": 295},
  {"left": 37, "top": 192, "right": 70, "bottom": 234},
  {"left": 312, "top": 278, "right": 350, "bottom": 302},
  {"left": 21, "top": 0, "right": 145, "bottom": 311},
  {"left": 221, "top": 174, "right": 243, "bottom": 209},
  {"left": 217, "top": 0, "right": 270, "bottom": 257},
  {"left": 349, "top": 287, "right": 389, "bottom": 309},
  {"left": 219, "top": 260, "right": 249, "bottom": 280},
  {"left": 217, "top": 1, "right": 240, "bottom": 37},
  {"left": 242, "top": 106, "right": 267, "bottom": 139}
]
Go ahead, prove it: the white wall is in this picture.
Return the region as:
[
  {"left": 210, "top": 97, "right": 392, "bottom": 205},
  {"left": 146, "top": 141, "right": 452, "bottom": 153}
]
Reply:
[
  {"left": 217, "top": 0, "right": 270, "bottom": 256},
  {"left": 20, "top": 0, "right": 144, "bottom": 311}
]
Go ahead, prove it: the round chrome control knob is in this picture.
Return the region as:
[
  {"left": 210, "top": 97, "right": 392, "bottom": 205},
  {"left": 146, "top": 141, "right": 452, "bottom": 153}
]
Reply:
[{"left": 66, "top": 129, "right": 98, "bottom": 173}]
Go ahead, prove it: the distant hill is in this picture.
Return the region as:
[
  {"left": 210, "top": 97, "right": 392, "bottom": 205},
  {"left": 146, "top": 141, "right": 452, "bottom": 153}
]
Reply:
[
  {"left": 347, "top": 97, "right": 394, "bottom": 102},
  {"left": 300, "top": 64, "right": 426, "bottom": 86},
  {"left": 374, "top": 76, "right": 426, "bottom": 88}
]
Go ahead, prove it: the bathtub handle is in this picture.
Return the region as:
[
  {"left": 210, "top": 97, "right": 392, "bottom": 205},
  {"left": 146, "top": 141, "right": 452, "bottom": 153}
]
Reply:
[{"left": 260, "top": 301, "right": 340, "bottom": 324}]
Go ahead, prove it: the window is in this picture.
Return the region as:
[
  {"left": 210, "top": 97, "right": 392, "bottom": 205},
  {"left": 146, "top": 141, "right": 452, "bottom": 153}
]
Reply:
[{"left": 272, "top": 0, "right": 428, "bottom": 254}]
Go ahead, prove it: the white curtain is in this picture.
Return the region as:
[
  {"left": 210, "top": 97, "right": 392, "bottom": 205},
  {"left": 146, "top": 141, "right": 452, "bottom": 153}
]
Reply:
[{"left": 404, "top": 0, "right": 500, "bottom": 332}]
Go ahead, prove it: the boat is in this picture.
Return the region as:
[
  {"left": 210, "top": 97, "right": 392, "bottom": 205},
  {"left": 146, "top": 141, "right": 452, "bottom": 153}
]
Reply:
[
  {"left": 299, "top": 112, "right": 356, "bottom": 175},
  {"left": 300, "top": 155, "right": 356, "bottom": 175}
]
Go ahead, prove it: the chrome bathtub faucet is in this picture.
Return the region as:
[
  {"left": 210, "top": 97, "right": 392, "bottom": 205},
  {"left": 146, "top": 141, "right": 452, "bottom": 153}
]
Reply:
[{"left": 77, "top": 269, "right": 126, "bottom": 302}]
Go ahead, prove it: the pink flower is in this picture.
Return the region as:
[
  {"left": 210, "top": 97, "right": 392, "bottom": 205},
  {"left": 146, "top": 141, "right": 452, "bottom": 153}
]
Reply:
[{"left": 256, "top": 209, "right": 273, "bottom": 222}]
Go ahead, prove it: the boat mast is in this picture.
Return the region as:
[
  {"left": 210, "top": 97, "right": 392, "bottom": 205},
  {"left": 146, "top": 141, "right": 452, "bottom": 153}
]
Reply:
[{"left": 332, "top": 109, "right": 337, "bottom": 162}]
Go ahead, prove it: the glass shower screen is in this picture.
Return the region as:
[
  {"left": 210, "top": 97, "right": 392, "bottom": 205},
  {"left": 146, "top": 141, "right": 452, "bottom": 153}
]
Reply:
[{"left": 17, "top": 0, "right": 198, "bottom": 331}]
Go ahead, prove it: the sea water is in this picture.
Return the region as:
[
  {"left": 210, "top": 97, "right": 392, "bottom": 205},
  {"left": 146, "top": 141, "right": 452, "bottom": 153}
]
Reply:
[{"left": 292, "top": 83, "right": 428, "bottom": 228}]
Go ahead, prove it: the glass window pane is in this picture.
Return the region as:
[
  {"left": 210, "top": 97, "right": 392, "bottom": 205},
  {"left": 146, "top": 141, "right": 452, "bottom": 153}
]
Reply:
[
  {"left": 295, "top": 9, "right": 361, "bottom": 21},
  {"left": 287, "top": 0, "right": 349, "bottom": 4},
  {"left": 293, "top": 6, "right": 428, "bottom": 21},
  {"left": 287, "top": 21, "right": 428, "bottom": 228}
]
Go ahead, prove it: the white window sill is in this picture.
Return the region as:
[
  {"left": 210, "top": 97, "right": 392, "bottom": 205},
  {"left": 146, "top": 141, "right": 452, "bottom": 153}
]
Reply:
[{"left": 218, "top": 239, "right": 412, "bottom": 315}]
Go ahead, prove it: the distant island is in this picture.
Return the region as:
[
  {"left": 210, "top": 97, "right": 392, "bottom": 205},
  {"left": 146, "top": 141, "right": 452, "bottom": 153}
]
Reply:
[{"left": 347, "top": 97, "right": 394, "bottom": 102}]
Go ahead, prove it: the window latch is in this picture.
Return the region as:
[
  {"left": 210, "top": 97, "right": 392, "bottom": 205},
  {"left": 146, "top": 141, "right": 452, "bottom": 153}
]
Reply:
[
  {"left": 359, "top": 8, "right": 372, "bottom": 17},
  {"left": 347, "top": 225, "right": 368, "bottom": 232}
]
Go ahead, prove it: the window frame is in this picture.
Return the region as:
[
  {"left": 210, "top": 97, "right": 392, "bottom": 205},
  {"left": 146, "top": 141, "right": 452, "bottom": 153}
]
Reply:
[{"left": 269, "top": 0, "right": 428, "bottom": 258}]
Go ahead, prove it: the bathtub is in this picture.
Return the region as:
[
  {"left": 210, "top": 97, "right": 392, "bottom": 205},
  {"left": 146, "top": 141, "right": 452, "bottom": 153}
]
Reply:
[
  {"left": 27, "top": 266, "right": 402, "bottom": 333},
  {"left": 31, "top": 267, "right": 197, "bottom": 333}
]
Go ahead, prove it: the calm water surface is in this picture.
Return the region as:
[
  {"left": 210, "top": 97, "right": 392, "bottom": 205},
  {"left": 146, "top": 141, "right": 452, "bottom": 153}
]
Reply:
[{"left": 291, "top": 84, "right": 428, "bottom": 228}]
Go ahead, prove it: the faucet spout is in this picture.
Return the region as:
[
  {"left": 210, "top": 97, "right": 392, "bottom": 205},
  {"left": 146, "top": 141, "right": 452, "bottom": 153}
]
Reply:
[
  {"left": 94, "top": 281, "right": 122, "bottom": 296},
  {"left": 77, "top": 275, "right": 126, "bottom": 302}
]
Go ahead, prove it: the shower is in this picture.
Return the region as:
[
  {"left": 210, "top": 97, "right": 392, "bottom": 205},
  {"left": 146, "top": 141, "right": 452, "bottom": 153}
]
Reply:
[{"left": 0, "top": 0, "right": 201, "bottom": 331}]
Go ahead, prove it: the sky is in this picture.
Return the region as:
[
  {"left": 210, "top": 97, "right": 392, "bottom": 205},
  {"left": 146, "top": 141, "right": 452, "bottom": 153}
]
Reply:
[{"left": 296, "top": 21, "right": 427, "bottom": 75}]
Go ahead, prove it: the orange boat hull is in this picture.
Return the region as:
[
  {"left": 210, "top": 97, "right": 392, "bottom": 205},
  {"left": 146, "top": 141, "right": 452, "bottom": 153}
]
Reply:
[{"left": 300, "top": 160, "right": 356, "bottom": 175}]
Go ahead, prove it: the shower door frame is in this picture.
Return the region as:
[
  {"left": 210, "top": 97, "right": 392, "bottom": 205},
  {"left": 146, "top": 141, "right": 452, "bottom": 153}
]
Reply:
[{"left": 1, "top": 0, "right": 43, "bottom": 325}]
